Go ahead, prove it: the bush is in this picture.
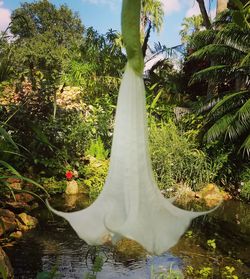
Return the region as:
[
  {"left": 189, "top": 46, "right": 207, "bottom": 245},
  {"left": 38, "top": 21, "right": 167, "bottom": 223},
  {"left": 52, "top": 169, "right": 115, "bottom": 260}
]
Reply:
[
  {"left": 82, "top": 156, "right": 109, "bottom": 200},
  {"left": 149, "top": 120, "right": 215, "bottom": 191},
  {"left": 39, "top": 177, "right": 66, "bottom": 195},
  {"left": 239, "top": 167, "right": 250, "bottom": 200}
]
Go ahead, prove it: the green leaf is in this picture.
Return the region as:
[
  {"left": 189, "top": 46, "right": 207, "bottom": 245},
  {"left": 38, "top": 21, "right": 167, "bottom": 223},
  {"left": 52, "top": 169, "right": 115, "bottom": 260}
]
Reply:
[
  {"left": 31, "top": 125, "right": 55, "bottom": 151},
  {"left": 209, "top": 90, "right": 248, "bottom": 116},
  {"left": 205, "top": 114, "right": 235, "bottom": 141},
  {"left": 0, "top": 161, "right": 49, "bottom": 197},
  {"left": 239, "top": 133, "right": 250, "bottom": 157},
  {"left": 0, "top": 126, "right": 19, "bottom": 151},
  {"left": 237, "top": 98, "right": 250, "bottom": 124},
  {"left": 150, "top": 89, "right": 163, "bottom": 109},
  {"left": 0, "top": 160, "right": 21, "bottom": 176}
]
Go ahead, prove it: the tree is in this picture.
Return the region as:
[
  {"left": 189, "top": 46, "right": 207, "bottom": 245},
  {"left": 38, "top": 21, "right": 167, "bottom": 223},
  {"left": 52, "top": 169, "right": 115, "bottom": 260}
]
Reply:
[
  {"left": 196, "top": 0, "right": 212, "bottom": 29},
  {"left": 141, "top": 0, "right": 164, "bottom": 33},
  {"left": 188, "top": 8, "right": 250, "bottom": 156},
  {"left": 180, "top": 15, "right": 203, "bottom": 43},
  {"left": 10, "top": 0, "right": 83, "bottom": 47},
  {"left": 9, "top": 0, "right": 84, "bottom": 86},
  {"left": 141, "top": 0, "right": 164, "bottom": 57}
]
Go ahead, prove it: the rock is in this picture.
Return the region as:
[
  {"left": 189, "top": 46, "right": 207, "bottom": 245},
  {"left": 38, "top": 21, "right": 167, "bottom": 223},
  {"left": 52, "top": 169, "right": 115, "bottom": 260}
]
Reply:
[
  {"left": 9, "top": 231, "right": 22, "bottom": 239},
  {"left": 0, "top": 209, "right": 15, "bottom": 219},
  {"left": 14, "top": 193, "right": 34, "bottom": 203},
  {"left": 0, "top": 209, "right": 17, "bottom": 236},
  {"left": 5, "top": 201, "right": 31, "bottom": 212},
  {"left": 17, "top": 213, "right": 38, "bottom": 229},
  {"left": 6, "top": 178, "right": 22, "bottom": 190},
  {"left": 65, "top": 180, "right": 79, "bottom": 195},
  {"left": 115, "top": 239, "right": 147, "bottom": 260},
  {"left": 0, "top": 247, "right": 14, "bottom": 279},
  {"left": 196, "top": 184, "right": 225, "bottom": 207},
  {"left": 16, "top": 219, "right": 28, "bottom": 231}
]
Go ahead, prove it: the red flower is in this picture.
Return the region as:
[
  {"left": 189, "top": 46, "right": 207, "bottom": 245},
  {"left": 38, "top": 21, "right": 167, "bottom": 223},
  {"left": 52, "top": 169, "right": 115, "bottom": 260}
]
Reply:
[{"left": 65, "top": 170, "right": 73, "bottom": 180}]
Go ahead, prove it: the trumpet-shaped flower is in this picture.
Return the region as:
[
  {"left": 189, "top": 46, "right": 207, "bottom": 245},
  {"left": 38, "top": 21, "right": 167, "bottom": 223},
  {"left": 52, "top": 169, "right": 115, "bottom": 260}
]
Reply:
[{"left": 47, "top": 63, "right": 217, "bottom": 255}]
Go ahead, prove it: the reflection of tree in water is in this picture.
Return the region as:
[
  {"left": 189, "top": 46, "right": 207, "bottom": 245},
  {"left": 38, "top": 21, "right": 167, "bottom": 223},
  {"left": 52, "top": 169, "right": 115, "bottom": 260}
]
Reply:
[{"left": 5, "top": 232, "right": 44, "bottom": 278}]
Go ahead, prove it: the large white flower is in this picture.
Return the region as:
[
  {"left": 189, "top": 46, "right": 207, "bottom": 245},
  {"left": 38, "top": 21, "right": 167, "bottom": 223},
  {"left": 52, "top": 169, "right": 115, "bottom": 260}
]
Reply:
[{"left": 47, "top": 63, "right": 215, "bottom": 255}]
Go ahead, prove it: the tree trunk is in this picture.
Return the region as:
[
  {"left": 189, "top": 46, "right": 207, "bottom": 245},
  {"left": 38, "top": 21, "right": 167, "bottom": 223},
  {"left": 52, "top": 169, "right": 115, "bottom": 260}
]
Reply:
[
  {"left": 142, "top": 21, "right": 152, "bottom": 58},
  {"left": 196, "top": 0, "right": 212, "bottom": 29},
  {"left": 196, "top": 0, "right": 215, "bottom": 99},
  {"left": 216, "top": 0, "right": 228, "bottom": 15}
]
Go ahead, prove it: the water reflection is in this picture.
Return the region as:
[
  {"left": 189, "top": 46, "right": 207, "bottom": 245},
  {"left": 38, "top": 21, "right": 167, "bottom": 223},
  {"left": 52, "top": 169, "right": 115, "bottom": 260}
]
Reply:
[{"left": 4, "top": 195, "right": 250, "bottom": 278}]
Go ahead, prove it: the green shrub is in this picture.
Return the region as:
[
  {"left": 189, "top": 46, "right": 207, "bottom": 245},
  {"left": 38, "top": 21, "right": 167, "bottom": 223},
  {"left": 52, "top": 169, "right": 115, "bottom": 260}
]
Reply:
[
  {"left": 82, "top": 156, "right": 109, "bottom": 200},
  {"left": 149, "top": 120, "right": 215, "bottom": 191},
  {"left": 39, "top": 177, "right": 66, "bottom": 195},
  {"left": 85, "top": 137, "right": 109, "bottom": 160},
  {"left": 239, "top": 167, "right": 250, "bottom": 200}
]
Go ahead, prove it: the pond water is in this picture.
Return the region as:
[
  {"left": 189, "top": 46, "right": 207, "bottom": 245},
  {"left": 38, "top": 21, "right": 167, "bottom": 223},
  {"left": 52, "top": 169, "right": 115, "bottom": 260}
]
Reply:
[{"left": 5, "top": 195, "right": 250, "bottom": 278}]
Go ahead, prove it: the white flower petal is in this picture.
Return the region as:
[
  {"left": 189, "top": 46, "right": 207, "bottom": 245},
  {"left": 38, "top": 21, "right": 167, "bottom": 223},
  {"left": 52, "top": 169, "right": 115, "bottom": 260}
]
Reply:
[{"left": 47, "top": 63, "right": 217, "bottom": 255}]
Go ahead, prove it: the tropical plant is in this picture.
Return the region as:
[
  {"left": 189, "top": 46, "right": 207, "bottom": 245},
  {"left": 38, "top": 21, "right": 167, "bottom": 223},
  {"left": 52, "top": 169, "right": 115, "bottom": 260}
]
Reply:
[
  {"left": 0, "top": 123, "right": 49, "bottom": 200},
  {"left": 188, "top": 4, "right": 250, "bottom": 156},
  {"left": 141, "top": 0, "right": 164, "bottom": 33},
  {"left": 149, "top": 120, "right": 215, "bottom": 191},
  {"left": 180, "top": 15, "right": 204, "bottom": 44}
]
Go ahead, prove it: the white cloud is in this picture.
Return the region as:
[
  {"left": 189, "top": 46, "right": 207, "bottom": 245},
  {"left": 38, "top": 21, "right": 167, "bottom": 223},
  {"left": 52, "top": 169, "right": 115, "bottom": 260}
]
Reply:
[
  {"left": 0, "top": 0, "right": 11, "bottom": 32},
  {"left": 161, "top": 0, "right": 181, "bottom": 15},
  {"left": 82, "top": 0, "right": 120, "bottom": 10},
  {"left": 186, "top": 1, "right": 200, "bottom": 17},
  {"left": 185, "top": 0, "right": 216, "bottom": 19},
  {"left": 209, "top": 8, "right": 216, "bottom": 20}
]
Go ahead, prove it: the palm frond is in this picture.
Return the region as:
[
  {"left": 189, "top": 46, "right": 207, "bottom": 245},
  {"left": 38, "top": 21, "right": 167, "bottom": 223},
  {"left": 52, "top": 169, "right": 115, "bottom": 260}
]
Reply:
[
  {"left": 205, "top": 113, "right": 235, "bottom": 142},
  {"left": 240, "top": 52, "right": 250, "bottom": 66},
  {"left": 190, "top": 65, "right": 231, "bottom": 84},
  {"left": 226, "top": 118, "right": 248, "bottom": 140},
  {"left": 215, "top": 23, "right": 250, "bottom": 52},
  {"left": 240, "top": 133, "right": 250, "bottom": 157},
  {"left": 209, "top": 90, "right": 249, "bottom": 116},
  {"left": 236, "top": 97, "right": 250, "bottom": 124},
  {"left": 188, "top": 44, "right": 244, "bottom": 63},
  {"left": 189, "top": 29, "right": 215, "bottom": 49}
]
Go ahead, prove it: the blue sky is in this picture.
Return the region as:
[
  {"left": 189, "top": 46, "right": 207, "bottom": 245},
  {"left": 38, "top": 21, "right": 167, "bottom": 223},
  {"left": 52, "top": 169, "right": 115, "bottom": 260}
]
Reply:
[{"left": 0, "top": 0, "right": 216, "bottom": 47}]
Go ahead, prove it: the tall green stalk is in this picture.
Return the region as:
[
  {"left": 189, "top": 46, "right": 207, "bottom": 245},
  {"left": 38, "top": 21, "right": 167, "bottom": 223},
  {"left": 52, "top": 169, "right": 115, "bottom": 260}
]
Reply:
[{"left": 121, "top": 0, "right": 144, "bottom": 75}]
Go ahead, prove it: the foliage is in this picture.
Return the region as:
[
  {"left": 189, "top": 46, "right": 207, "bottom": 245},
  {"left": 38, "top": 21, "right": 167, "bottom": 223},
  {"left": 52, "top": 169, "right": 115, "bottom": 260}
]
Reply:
[
  {"left": 85, "top": 137, "right": 109, "bottom": 160},
  {"left": 239, "top": 167, "right": 250, "bottom": 199},
  {"left": 36, "top": 265, "right": 58, "bottom": 279},
  {"left": 0, "top": 12, "right": 125, "bottom": 178},
  {"left": 149, "top": 120, "right": 215, "bottom": 191},
  {"left": 39, "top": 177, "right": 66, "bottom": 195},
  {"left": 207, "top": 239, "right": 216, "bottom": 251},
  {"left": 179, "top": 112, "right": 239, "bottom": 186},
  {"left": 180, "top": 15, "right": 203, "bottom": 44},
  {"left": 150, "top": 264, "right": 184, "bottom": 279},
  {"left": 0, "top": 120, "right": 49, "bottom": 199},
  {"left": 8, "top": 0, "right": 84, "bottom": 93},
  {"left": 81, "top": 156, "right": 109, "bottom": 200},
  {"left": 188, "top": 8, "right": 250, "bottom": 156},
  {"left": 141, "top": 0, "right": 164, "bottom": 33}
]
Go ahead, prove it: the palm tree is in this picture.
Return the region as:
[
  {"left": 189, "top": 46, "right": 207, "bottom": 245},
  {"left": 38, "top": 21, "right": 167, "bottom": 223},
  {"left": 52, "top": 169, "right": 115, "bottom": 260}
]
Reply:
[
  {"left": 188, "top": 6, "right": 250, "bottom": 156},
  {"left": 141, "top": 0, "right": 164, "bottom": 33},
  {"left": 180, "top": 15, "right": 204, "bottom": 44},
  {"left": 141, "top": 0, "right": 164, "bottom": 57}
]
